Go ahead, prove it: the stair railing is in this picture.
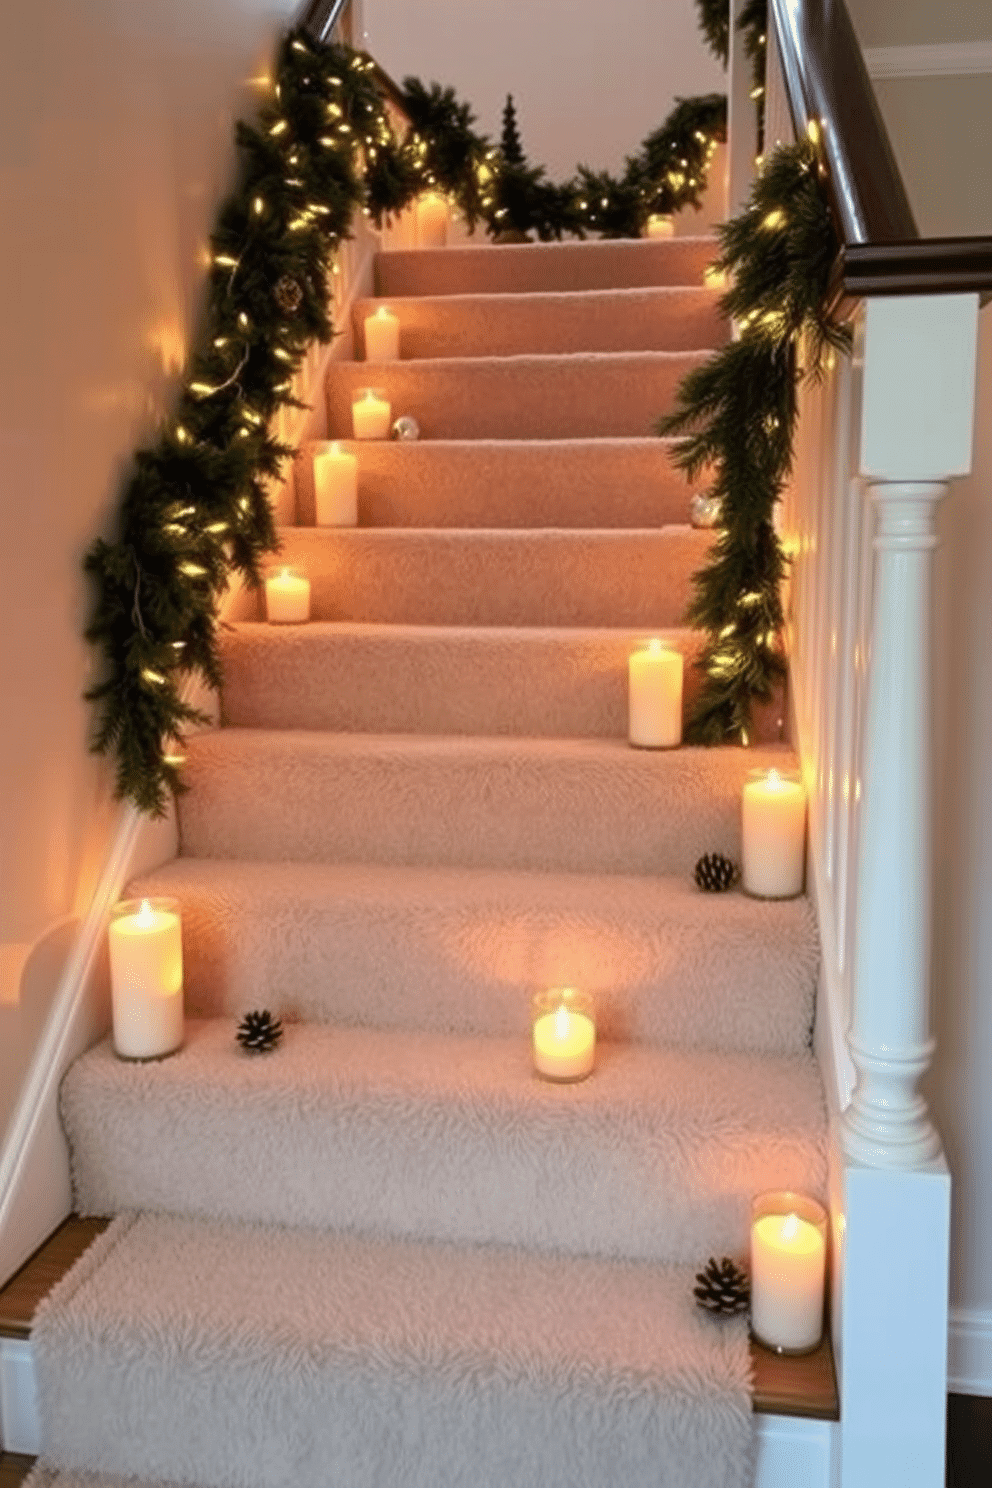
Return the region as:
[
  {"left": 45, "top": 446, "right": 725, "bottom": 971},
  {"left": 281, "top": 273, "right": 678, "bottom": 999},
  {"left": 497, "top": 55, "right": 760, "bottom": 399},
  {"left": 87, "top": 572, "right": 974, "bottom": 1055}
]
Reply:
[{"left": 741, "top": 1, "right": 992, "bottom": 1482}]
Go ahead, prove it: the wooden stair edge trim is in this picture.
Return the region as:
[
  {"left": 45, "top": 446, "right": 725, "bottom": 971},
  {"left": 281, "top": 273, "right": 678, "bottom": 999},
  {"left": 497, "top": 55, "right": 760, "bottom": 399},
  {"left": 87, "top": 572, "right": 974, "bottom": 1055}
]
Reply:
[
  {"left": 1, "top": 1218, "right": 839, "bottom": 1420},
  {"left": 0, "top": 1453, "right": 36, "bottom": 1488}
]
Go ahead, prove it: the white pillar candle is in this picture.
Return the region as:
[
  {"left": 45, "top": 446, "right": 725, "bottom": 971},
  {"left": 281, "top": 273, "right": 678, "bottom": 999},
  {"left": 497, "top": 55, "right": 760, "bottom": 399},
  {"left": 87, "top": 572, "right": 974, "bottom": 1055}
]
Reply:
[
  {"left": 352, "top": 388, "right": 392, "bottom": 440},
  {"left": 628, "top": 640, "right": 683, "bottom": 748},
  {"left": 364, "top": 306, "right": 400, "bottom": 363},
  {"left": 750, "top": 1193, "right": 827, "bottom": 1353},
  {"left": 265, "top": 567, "right": 310, "bottom": 624},
  {"left": 313, "top": 442, "right": 358, "bottom": 526},
  {"left": 645, "top": 214, "right": 674, "bottom": 239},
  {"left": 532, "top": 989, "right": 595, "bottom": 1082},
  {"left": 108, "top": 898, "right": 184, "bottom": 1060},
  {"left": 416, "top": 192, "right": 449, "bottom": 247},
  {"left": 742, "top": 768, "right": 807, "bottom": 898}
]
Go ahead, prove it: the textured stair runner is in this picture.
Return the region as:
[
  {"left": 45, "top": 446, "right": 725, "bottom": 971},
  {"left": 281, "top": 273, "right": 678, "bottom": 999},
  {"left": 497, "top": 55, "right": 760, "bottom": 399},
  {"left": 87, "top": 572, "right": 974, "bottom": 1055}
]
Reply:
[{"left": 39, "top": 236, "right": 826, "bottom": 1488}]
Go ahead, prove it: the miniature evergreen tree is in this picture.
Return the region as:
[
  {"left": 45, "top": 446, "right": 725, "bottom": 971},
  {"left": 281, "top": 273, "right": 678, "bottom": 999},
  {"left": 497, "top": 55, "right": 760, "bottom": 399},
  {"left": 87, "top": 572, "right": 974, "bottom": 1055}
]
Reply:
[{"left": 500, "top": 95, "right": 525, "bottom": 166}]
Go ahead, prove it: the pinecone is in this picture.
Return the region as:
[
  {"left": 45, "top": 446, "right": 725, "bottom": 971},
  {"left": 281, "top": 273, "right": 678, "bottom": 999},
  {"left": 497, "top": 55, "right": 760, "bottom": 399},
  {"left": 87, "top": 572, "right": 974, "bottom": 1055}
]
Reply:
[
  {"left": 694, "top": 1257, "right": 750, "bottom": 1315},
  {"left": 694, "top": 852, "right": 739, "bottom": 892},
  {"left": 236, "top": 1009, "right": 283, "bottom": 1054}
]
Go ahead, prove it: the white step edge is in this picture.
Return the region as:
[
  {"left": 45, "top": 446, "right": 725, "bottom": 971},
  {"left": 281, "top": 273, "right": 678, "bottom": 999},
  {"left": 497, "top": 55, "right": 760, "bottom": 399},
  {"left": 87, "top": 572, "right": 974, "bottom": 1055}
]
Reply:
[{"left": 1, "top": 1331, "right": 836, "bottom": 1482}]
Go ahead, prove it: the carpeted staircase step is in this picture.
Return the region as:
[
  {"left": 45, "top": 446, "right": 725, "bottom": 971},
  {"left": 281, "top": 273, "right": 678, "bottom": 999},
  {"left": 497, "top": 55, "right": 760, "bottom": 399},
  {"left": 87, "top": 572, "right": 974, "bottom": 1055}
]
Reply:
[
  {"left": 62, "top": 1021, "right": 826, "bottom": 1260},
  {"left": 353, "top": 287, "right": 727, "bottom": 358},
  {"left": 177, "top": 732, "right": 794, "bottom": 876},
  {"left": 33, "top": 1211, "right": 755, "bottom": 1488},
  {"left": 325, "top": 351, "right": 710, "bottom": 440},
  {"left": 127, "top": 859, "right": 818, "bottom": 1054},
  {"left": 260, "top": 527, "right": 710, "bottom": 628},
  {"left": 375, "top": 236, "right": 719, "bottom": 297},
  {"left": 293, "top": 437, "right": 702, "bottom": 529}
]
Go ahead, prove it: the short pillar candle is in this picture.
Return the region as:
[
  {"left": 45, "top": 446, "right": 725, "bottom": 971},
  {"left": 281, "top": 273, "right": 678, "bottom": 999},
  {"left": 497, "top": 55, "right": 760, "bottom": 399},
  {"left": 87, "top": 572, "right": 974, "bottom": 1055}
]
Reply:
[
  {"left": 742, "top": 768, "right": 806, "bottom": 898},
  {"left": 416, "top": 192, "right": 449, "bottom": 247},
  {"left": 750, "top": 1191, "right": 828, "bottom": 1354},
  {"left": 645, "top": 214, "right": 674, "bottom": 238},
  {"left": 108, "top": 897, "right": 184, "bottom": 1060},
  {"left": 628, "top": 639, "right": 683, "bottom": 748},
  {"left": 352, "top": 387, "right": 392, "bottom": 440},
  {"left": 364, "top": 306, "right": 400, "bottom": 363},
  {"left": 313, "top": 442, "right": 358, "bottom": 526},
  {"left": 265, "top": 567, "right": 310, "bottom": 624},
  {"left": 532, "top": 988, "right": 596, "bottom": 1082}
]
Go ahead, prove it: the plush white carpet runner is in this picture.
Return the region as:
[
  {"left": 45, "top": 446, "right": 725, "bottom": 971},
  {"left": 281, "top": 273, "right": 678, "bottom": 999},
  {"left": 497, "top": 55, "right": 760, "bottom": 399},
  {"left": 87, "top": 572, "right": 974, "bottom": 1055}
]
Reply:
[{"left": 31, "top": 236, "right": 827, "bottom": 1488}]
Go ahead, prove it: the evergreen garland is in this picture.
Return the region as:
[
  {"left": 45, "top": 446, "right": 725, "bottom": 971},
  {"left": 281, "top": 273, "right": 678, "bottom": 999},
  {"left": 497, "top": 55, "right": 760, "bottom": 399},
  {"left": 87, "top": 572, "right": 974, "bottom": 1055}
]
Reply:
[{"left": 658, "top": 140, "right": 850, "bottom": 744}]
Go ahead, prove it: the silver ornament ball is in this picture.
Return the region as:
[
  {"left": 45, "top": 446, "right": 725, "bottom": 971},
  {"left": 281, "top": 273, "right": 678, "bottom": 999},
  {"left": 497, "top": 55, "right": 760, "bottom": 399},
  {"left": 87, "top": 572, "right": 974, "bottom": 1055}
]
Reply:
[
  {"left": 690, "top": 493, "right": 722, "bottom": 529},
  {"left": 391, "top": 415, "right": 420, "bottom": 442}
]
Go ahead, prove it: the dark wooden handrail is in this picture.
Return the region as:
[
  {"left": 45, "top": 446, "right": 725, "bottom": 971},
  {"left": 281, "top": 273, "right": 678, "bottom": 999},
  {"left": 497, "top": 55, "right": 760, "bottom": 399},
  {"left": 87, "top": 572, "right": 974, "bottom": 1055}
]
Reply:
[{"left": 768, "top": 0, "right": 992, "bottom": 300}]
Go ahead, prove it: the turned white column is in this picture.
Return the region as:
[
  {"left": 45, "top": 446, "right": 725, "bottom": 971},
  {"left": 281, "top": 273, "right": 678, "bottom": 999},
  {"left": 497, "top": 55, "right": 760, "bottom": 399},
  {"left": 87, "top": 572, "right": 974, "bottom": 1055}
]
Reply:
[
  {"left": 842, "top": 292, "right": 979, "bottom": 1171},
  {"left": 841, "top": 480, "right": 944, "bottom": 1168}
]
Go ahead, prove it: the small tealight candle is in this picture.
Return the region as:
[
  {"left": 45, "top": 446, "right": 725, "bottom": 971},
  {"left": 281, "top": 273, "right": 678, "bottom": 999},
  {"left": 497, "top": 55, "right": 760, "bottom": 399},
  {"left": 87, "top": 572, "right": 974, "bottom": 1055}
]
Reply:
[
  {"left": 645, "top": 214, "right": 675, "bottom": 239},
  {"left": 108, "top": 897, "right": 184, "bottom": 1060},
  {"left": 352, "top": 387, "right": 392, "bottom": 440},
  {"left": 628, "top": 639, "right": 683, "bottom": 748},
  {"left": 750, "top": 1191, "right": 828, "bottom": 1354},
  {"left": 532, "top": 989, "right": 595, "bottom": 1082},
  {"left": 742, "top": 768, "right": 807, "bottom": 898},
  {"left": 416, "top": 192, "right": 449, "bottom": 248},
  {"left": 265, "top": 567, "right": 311, "bottom": 624},
  {"left": 364, "top": 306, "right": 400, "bottom": 363},
  {"left": 313, "top": 441, "right": 358, "bottom": 526}
]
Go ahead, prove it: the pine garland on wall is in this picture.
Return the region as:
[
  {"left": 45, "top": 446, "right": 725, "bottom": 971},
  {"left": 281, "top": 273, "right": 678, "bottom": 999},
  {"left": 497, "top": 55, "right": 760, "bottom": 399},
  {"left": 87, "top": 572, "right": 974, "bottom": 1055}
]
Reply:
[{"left": 658, "top": 139, "right": 849, "bottom": 744}]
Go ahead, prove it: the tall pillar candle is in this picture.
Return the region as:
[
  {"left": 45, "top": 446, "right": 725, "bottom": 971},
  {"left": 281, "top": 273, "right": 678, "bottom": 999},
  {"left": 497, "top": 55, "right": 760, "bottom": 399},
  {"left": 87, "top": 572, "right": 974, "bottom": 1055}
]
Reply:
[
  {"left": 352, "top": 387, "right": 392, "bottom": 440},
  {"left": 645, "top": 214, "right": 674, "bottom": 238},
  {"left": 750, "top": 1192, "right": 827, "bottom": 1353},
  {"left": 628, "top": 640, "right": 683, "bottom": 748},
  {"left": 364, "top": 306, "right": 400, "bottom": 363},
  {"left": 416, "top": 192, "right": 449, "bottom": 247},
  {"left": 314, "top": 442, "right": 358, "bottom": 526},
  {"left": 742, "top": 768, "right": 806, "bottom": 897},
  {"left": 108, "top": 897, "right": 184, "bottom": 1060},
  {"left": 265, "top": 567, "right": 310, "bottom": 623},
  {"left": 532, "top": 989, "right": 596, "bottom": 1082}
]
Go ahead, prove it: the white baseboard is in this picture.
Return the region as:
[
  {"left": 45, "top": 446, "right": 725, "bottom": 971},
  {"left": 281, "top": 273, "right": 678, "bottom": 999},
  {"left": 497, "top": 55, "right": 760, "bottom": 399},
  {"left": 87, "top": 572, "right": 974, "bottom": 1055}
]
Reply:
[
  {"left": 948, "top": 1306, "right": 992, "bottom": 1396},
  {"left": 864, "top": 42, "right": 992, "bottom": 80},
  {"left": 755, "top": 1414, "right": 837, "bottom": 1488},
  {"left": 0, "top": 1336, "right": 40, "bottom": 1455}
]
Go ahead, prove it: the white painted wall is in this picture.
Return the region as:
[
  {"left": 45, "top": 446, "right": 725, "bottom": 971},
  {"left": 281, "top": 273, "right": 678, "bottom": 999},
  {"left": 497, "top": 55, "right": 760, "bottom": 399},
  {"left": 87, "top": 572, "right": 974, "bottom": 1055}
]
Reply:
[
  {"left": 361, "top": 0, "right": 725, "bottom": 184},
  {"left": 0, "top": 0, "right": 296, "bottom": 1138}
]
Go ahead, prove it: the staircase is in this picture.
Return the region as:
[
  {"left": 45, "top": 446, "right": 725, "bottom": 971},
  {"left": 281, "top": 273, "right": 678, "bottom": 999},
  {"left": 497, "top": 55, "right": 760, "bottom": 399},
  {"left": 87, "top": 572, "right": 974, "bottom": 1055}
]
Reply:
[{"left": 31, "top": 236, "right": 827, "bottom": 1488}]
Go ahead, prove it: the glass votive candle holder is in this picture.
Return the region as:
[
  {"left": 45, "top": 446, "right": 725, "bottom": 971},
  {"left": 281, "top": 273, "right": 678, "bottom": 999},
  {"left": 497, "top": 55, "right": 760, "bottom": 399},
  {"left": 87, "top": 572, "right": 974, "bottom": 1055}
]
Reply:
[
  {"left": 108, "top": 897, "right": 185, "bottom": 1061},
  {"left": 351, "top": 386, "right": 392, "bottom": 440},
  {"left": 750, "top": 1190, "right": 828, "bottom": 1354},
  {"left": 265, "top": 566, "right": 311, "bottom": 624},
  {"left": 741, "top": 767, "right": 807, "bottom": 899},
  {"left": 532, "top": 988, "right": 596, "bottom": 1082}
]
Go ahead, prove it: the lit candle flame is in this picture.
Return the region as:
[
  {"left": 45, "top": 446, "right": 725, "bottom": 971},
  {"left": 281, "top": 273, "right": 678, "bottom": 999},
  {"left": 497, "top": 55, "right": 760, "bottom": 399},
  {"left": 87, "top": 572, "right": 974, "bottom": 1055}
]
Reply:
[
  {"left": 767, "top": 768, "right": 782, "bottom": 789},
  {"left": 331, "top": 441, "right": 342, "bottom": 455},
  {"left": 781, "top": 1212, "right": 799, "bottom": 1241},
  {"left": 554, "top": 1004, "right": 571, "bottom": 1041},
  {"left": 648, "top": 638, "right": 662, "bottom": 654},
  {"left": 376, "top": 306, "right": 391, "bottom": 319},
  {"left": 135, "top": 899, "right": 155, "bottom": 928}
]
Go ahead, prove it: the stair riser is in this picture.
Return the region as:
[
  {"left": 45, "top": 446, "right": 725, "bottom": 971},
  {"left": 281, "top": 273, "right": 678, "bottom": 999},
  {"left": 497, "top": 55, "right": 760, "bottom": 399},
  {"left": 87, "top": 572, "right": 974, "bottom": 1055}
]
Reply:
[
  {"left": 294, "top": 439, "right": 701, "bottom": 529},
  {"left": 375, "top": 238, "right": 719, "bottom": 296},
  {"left": 262, "top": 528, "right": 710, "bottom": 628},
  {"left": 62, "top": 1025, "right": 826, "bottom": 1266},
  {"left": 353, "top": 288, "right": 728, "bottom": 358},
  {"left": 130, "top": 862, "right": 819, "bottom": 1055},
  {"left": 325, "top": 353, "right": 709, "bottom": 440},
  {"left": 177, "top": 735, "right": 793, "bottom": 877}
]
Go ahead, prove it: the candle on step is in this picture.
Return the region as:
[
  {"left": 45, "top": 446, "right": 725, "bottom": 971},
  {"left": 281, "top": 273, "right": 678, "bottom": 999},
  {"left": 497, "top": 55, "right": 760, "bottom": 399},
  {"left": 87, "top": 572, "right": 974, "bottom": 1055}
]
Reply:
[
  {"left": 628, "top": 639, "right": 683, "bottom": 748},
  {"left": 364, "top": 305, "right": 400, "bottom": 363},
  {"left": 313, "top": 442, "right": 358, "bottom": 526},
  {"left": 645, "top": 214, "right": 674, "bottom": 239},
  {"left": 416, "top": 191, "right": 449, "bottom": 248},
  {"left": 741, "top": 768, "right": 806, "bottom": 898},
  {"left": 352, "top": 387, "right": 392, "bottom": 440},
  {"left": 265, "top": 567, "right": 311, "bottom": 624},
  {"left": 750, "top": 1192, "right": 827, "bottom": 1353},
  {"left": 532, "top": 989, "right": 595, "bottom": 1082},
  {"left": 108, "top": 897, "right": 184, "bottom": 1060}
]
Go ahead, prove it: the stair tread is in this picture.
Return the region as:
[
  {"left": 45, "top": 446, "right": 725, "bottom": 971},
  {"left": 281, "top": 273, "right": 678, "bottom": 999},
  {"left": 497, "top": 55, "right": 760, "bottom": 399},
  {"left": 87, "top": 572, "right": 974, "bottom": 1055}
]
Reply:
[
  {"left": 131, "top": 856, "right": 818, "bottom": 1054},
  {"left": 177, "top": 732, "right": 796, "bottom": 875},
  {"left": 33, "top": 1210, "right": 754, "bottom": 1488}
]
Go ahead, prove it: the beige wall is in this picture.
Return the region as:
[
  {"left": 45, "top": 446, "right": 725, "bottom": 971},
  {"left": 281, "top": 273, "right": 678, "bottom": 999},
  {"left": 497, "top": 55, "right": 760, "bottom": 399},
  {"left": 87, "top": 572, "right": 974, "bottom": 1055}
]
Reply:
[
  {"left": 361, "top": 0, "right": 725, "bottom": 184},
  {"left": 0, "top": 0, "right": 296, "bottom": 1104}
]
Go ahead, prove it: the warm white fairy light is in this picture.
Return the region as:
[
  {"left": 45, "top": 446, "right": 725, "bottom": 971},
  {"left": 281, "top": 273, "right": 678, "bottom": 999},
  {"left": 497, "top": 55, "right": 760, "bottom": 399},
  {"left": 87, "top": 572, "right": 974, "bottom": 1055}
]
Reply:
[{"left": 269, "top": 119, "right": 288, "bottom": 137}]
